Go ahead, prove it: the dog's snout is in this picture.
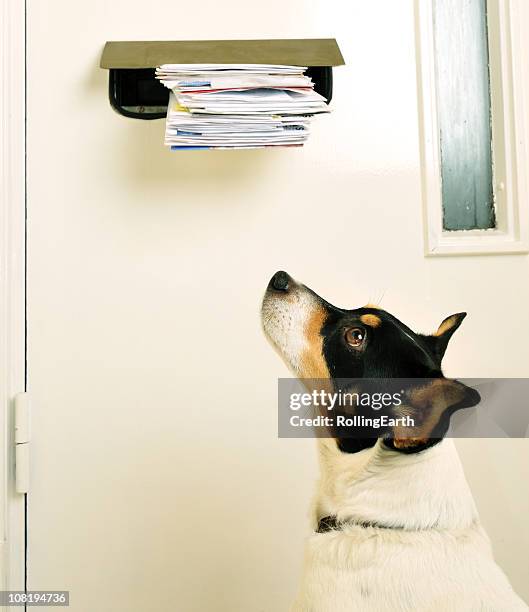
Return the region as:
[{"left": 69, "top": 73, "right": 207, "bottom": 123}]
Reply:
[{"left": 270, "top": 271, "right": 291, "bottom": 292}]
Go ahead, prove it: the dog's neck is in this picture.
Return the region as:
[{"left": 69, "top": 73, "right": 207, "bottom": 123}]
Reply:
[{"left": 313, "top": 438, "right": 478, "bottom": 531}]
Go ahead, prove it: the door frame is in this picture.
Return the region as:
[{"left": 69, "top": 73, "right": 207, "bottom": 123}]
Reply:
[{"left": 1, "top": 0, "right": 27, "bottom": 601}]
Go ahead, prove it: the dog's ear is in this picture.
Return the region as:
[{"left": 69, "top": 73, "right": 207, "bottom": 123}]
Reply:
[
  {"left": 422, "top": 312, "right": 467, "bottom": 363},
  {"left": 389, "top": 377, "right": 480, "bottom": 451}
]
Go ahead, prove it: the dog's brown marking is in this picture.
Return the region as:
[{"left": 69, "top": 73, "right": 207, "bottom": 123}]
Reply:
[
  {"left": 300, "top": 306, "right": 330, "bottom": 380},
  {"left": 392, "top": 379, "right": 466, "bottom": 448},
  {"left": 360, "top": 314, "right": 382, "bottom": 328},
  {"left": 393, "top": 437, "right": 428, "bottom": 449},
  {"left": 434, "top": 315, "right": 459, "bottom": 337},
  {"left": 365, "top": 303, "right": 382, "bottom": 310}
]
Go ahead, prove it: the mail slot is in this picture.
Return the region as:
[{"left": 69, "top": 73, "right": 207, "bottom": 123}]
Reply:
[{"left": 100, "top": 39, "right": 345, "bottom": 119}]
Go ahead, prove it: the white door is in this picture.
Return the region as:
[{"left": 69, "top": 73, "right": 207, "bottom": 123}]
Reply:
[{"left": 24, "top": 1, "right": 529, "bottom": 611}]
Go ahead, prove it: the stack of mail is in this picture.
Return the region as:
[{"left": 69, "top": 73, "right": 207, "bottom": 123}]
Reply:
[{"left": 156, "top": 64, "right": 329, "bottom": 150}]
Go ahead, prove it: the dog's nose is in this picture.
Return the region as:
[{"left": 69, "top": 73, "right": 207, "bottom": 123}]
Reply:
[{"left": 270, "top": 271, "right": 290, "bottom": 292}]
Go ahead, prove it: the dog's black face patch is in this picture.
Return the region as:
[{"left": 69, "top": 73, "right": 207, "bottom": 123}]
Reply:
[
  {"left": 318, "top": 305, "right": 446, "bottom": 455},
  {"left": 320, "top": 306, "right": 442, "bottom": 380},
  {"left": 262, "top": 272, "right": 479, "bottom": 455}
]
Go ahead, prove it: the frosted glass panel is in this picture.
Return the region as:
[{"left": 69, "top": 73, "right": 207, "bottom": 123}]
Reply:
[{"left": 433, "top": 0, "right": 495, "bottom": 230}]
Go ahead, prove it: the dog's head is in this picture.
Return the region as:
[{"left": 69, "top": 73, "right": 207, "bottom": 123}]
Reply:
[{"left": 261, "top": 271, "right": 480, "bottom": 453}]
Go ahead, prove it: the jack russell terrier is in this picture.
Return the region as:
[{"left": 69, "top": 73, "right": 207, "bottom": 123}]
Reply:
[{"left": 261, "top": 271, "right": 527, "bottom": 612}]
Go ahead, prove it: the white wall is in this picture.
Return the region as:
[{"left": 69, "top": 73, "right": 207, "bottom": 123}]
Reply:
[{"left": 26, "top": 0, "right": 529, "bottom": 609}]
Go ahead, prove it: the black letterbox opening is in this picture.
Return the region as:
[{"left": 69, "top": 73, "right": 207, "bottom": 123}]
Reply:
[{"left": 108, "top": 66, "right": 334, "bottom": 120}]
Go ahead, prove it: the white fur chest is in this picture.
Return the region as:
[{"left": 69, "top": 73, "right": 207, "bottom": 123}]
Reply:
[{"left": 291, "top": 440, "right": 528, "bottom": 611}]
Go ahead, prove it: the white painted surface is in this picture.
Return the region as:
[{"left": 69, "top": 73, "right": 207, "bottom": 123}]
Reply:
[
  {"left": 0, "top": 0, "right": 26, "bottom": 602},
  {"left": 25, "top": 0, "right": 529, "bottom": 610}
]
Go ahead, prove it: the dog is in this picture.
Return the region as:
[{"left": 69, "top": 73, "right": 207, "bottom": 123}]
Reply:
[{"left": 261, "top": 271, "right": 528, "bottom": 612}]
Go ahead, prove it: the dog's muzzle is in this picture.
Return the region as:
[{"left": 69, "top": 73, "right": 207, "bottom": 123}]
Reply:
[{"left": 261, "top": 271, "right": 328, "bottom": 378}]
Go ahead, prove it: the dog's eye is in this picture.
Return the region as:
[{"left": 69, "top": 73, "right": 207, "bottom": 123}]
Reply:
[{"left": 345, "top": 327, "right": 366, "bottom": 349}]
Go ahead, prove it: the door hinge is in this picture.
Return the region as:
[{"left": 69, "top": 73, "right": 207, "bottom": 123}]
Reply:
[{"left": 14, "top": 392, "right": 30, "bottom": 494}]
